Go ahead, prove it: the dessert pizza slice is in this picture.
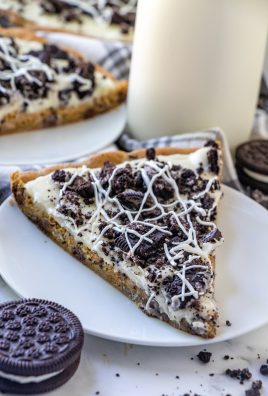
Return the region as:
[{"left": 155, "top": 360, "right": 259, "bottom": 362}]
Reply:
[
  {"left": 11, "top": 142, "right": 223, "bottom": 338},
  {"left": 0, "top": 0, "right": 137, "bottom": 42},
  {"left": 0, "top": 29, "right": 127, "bottom": 135}
]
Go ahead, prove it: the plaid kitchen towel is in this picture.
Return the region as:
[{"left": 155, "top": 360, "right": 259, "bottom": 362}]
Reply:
[{"left": 0, "top": 33, "right": 268, "bottom": 208}]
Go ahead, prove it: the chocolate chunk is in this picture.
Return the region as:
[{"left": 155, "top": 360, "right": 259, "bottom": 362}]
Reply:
[
  {"left": 99, "top": 161, "right": 115, "bottom": 188},
  {"left": 133, "top": 170, "right": 146, "bottom": 191},
  {"left": 200, "top": 193, "right": 214, "bottom": 210},
  {"left": 0, "top": 15, "right": 15, "bottom": 28},
  {"left": 135, "top": 230, "right": 166, "bottom": 260},
  {"left": 204, "top": 140, "right": 219, "bottom": 149},
  {"left": 197, "top": 351, "right": 212, "bottom": 363},
  {"left": 207, "top": 148, "right": 219, "bottom": 174},
  {"left": 76, "top": 181, "right": 94, "bottom": 199},
  {"left": 260, "top": 364, "right": 268, "bottom": 376},
  {"left": 112, "top": 165, "right": 133, "bottom": 194},
  {"left": 245, "top": 380, "right": 262, "bottom": 396},
  {"left": 177, "top": 169, "right": 199, "bottom": 195},
  {"left": 203, "top": 228, "right": 222, "bottom": 243},
  {"left": 59, "top": 175, "right": 94, "bottom": 202},
  {"left": 15, "top": 71, "right": 51, "bottom": 100},
  {"left": 52, "top": 170, "right": 71, "bottom": 183},
  {"left": 117, "top": 190, "right": 144, "bottom": 210},
  {"left": 225, "top": 368, "right": 252, "bottom": 384},
  {"left": 146, "top": 147, "right": 156, "bottom": 160},
  {"left": 115, "top": 234, "right": 130, "bottom": 253},
  {"left": 57, "top": 191, "right": 84, "bottom": 226},
  {"left": 153, "top": 177, "right": 174, "bottom": 200}
]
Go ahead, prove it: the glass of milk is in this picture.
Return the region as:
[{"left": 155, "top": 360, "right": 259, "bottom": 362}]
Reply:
[{"left": 127, "top": 0, "right": 268, "bottom": 149}]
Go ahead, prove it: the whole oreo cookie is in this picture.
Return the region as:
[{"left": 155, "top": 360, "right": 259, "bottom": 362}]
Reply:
[
  {"left": 236, "top": 140, "right": 268, "bottom": 193},
  {"left": 0, "top": 299, "right": 84, "bottom": 394}
]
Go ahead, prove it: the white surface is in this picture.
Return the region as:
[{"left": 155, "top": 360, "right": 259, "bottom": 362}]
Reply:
[
  {"left": 0, "top": 186, "right": 268, "bottom": 348},
  {"left": 0, "top": 105, "right": 126, "bottom": 166},
  {"left": 128, "top": 0, "right": 268, "bottom": 149},
  {"left": 0, "top": 273, "right": 267, "bottom": 396}
]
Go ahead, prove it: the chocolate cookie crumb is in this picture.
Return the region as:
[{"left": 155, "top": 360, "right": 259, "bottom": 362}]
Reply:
[
  {"left": 115, "top": 373, "right": 120, "bottom": 377},
  {"left": 223, "top": 355, "right": 230, "bottom": 360},
  {"left": 226, "top": 320, "right": 232, "bottom": 327},
  {"left": 197, "top": 351, "right": 212, "bottom": 363},
  {"left": 225, "top": 368, "right": 252, "bottom": 384},
  {"left": 245, "top": 380, "right": 262, "bottom": 396},
  {"left": 260, "top": 364, "right": 268, "bottom": 376},
  {"left": 209, "top": 373, "right": 214, "bottom": 376},
  {"left": 146, "top": 147, "right": 156, "bottom": 160}
]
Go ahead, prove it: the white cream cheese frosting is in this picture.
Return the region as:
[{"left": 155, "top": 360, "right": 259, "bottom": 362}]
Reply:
[{"left": 25, "top": 147, "right": 223, "bottom": 334}]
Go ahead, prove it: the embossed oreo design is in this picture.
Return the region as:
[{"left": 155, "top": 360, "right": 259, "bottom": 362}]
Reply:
[
  {"left": 236, "top": 140, "right": 268, "bottom": 175},
  {"left": 0, "top": 299, "right": 84, "bottom": 394}
]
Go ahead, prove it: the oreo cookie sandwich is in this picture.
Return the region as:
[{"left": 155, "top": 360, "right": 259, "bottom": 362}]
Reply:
[
  {"left": 236, "top": 140, "right": 268, "bottom": 193},
  {"left": 0, "top": 299, "right": 84, "bottom": 394}
]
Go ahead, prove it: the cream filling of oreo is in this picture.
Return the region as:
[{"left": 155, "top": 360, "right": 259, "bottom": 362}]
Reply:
[
  {"left": 25, "top": 149, "right": 223, "bottom": 332},
  {"left": 1, "top": 0, "right": 133, "bottom": 40},
  {"left": 0, "top": 37, "right": 117, "bottom": 119},
  {"left": 0, "top": 368, "right": 63, "bottom": 384},
  {"left": 243, "top": 168, "right": 268, "bottom": 183}
]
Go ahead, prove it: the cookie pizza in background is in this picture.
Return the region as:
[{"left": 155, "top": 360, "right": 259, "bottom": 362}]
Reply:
[
  {"left": 0, "top": 0, "right": 137, "bottom": 42},
  {"left": 0, "top": 28, "right": 127, "bottom": 136}
]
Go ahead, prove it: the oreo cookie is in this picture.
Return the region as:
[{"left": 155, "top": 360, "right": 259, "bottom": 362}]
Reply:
[
  {"left": 0, "top": 299, "right": 84, "bottom": 394},
  {"left": 235, "top": 140, "right": 268, "bottom": 193}
]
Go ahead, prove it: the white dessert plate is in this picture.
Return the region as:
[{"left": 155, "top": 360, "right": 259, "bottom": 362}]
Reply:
[
  {"left": 0, "top": 105, "right": 126, "bottom": 166},
  {"left": 0, "top": 185, "right": 268, "bottom": 347}
]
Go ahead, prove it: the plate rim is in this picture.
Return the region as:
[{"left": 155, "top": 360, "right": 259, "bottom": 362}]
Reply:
[
  {"left": 0, "top": 105, "right": 126, "bottom": 166},
  {"left": 0, "top": 185, "right": 268, "bottom": 347}
]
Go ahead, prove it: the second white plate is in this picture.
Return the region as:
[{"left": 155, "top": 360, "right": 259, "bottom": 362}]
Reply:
[
  {"left": 0, "top": 105, "right": 126, "bottom": 165},
  {"left": 0, "top": 185, "right": 268, "bottom": 347}
]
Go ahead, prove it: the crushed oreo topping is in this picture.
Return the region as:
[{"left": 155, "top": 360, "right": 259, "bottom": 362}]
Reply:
[
  {"left": 197, "top": 351, "right": 212, "bottom": 364},
  {"left": 46, "top": 146, "right": 222, "bottom": 320},
  {"left": 39, "top": 0, "right": 137, "bottom": 32},
  {"left": 260, "top": 364, "right": 268, "bottom": 376},
  {"left": 225, "top": 368, "right": 252, "bottom": 384},
  {"left": 0, "top": 35, "right": 96, "bottom": 107},
  {"left": 146, "top": 147, "right": 156, "bottom": 160},
  {"left": 245, "top": 380, "right": 262, "bottom": 396}
]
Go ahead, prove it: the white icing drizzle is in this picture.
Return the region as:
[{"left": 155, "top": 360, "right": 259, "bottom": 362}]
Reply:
[
  {"left": 0, "top": 37, "right": 92, "bottom": 99},
  {"left": 50, "top": 153, "right": 223, "bottom": 308}
]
